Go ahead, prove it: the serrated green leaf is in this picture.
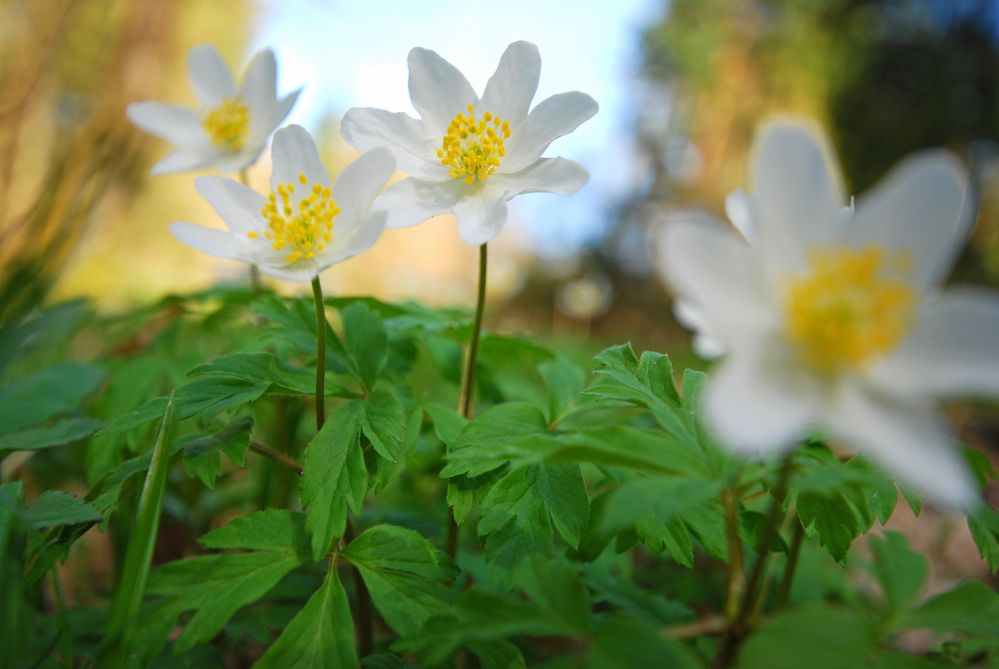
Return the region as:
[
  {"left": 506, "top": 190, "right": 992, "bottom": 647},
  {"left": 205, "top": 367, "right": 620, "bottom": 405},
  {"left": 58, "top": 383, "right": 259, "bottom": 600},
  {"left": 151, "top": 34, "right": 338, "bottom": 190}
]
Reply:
[
  {"left": 182, "top": 416, "right": 253, "bottom": 488},
  {"left": 902, "top": 581, "right": 999, "bottom": 636},
  {"left": 515, "top": 558, "right": 592, "bottom": 635},
  {"left": 587, "top": 614, "right": 703, "bottom": 669},
  {"left": 442, "top": 402, "right": 549, "bottom": 478},
  {"left": 200, "top": 510, "right": 310, "bottom": 557},
  {"left": 424, "top": 402, "right": 467, "bottom": 447},
  {"left": 583, "top": 563, "right": 694, "bottom": 625},
  {"left": 968, "top": 505, "right": 999, "bottom": 574},
  {"left": 341, "top": 302, "right": 388, "bottom": 391},
  {"left": 0, "top": 363, "right": 104, "bottom": 433},
  {"left": 868, "top": 531, "right": 927, "bottom": 620},
  {"left": 188, "top": 351, "right": 317, "bottom": 395},
  {"left": 24, "top": 491, "right": 100, "bottom": 528},
  {"left": 466, "top": 641, "right": 527, "bottom": 669},
  {"left": 0, "top": 416, "right": 104, "bottom": 454},
  {"left": 344, "top": 525, "right": 458, "bottom": 634},
  {"left": 361, "top": 388, "right": 405, "bottom": 462},
  {"left": 147, "top": 552, "right": 303, "bottom": 652},
  {"left": 740, "top": 510, "right": 789, "bottom": 554},
  {"left": 797, "top": 490, "right": 868, "bottom": 563},
  {"left": 252, "top": 569, "right": 356, "bottom": 669},
  {"left": 737, "top": 604, "right": 875, "bottom": 669},
  {"left": 636, "top": 513, "right": 695, "bottom": 567},
  {"left": 600, "top": 477, "right": 723, "bottom": 532},
  {"left": 538, "top": 357, "right": 585, "bottom": 424},
  {"left": 301, "top": 401, "right": 366, "bottom": 560}
]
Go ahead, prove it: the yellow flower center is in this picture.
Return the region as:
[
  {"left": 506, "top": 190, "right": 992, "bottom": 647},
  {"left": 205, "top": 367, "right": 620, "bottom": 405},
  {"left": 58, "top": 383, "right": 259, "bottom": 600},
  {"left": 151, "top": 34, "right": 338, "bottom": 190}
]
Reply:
[
  {"left": 438, "top": 103, "right": 511, "bottom": 185},
  {"left": 203, "top": 97, "right": 250, "bottom": 151},
  {"left": 248, "top": 174, "right": 340, "bottom": 264},
  {"left": 784, "top": 246, "right": 915, "bottom": 374}
]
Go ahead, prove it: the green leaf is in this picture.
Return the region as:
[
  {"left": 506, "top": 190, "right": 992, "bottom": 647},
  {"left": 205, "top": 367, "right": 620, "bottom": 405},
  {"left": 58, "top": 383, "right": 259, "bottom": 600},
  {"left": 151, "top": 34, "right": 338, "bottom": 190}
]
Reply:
[
  {"left": 301, "top": 401, "right": 366, "bottom": 560},
  {"left": 424, "top": 402, "right": 467, "bottom": 447},
  {"left": 253, "top": 569, "right": 357, "bottom": 669},
  {"left": 538, "top": 357, "right": 585, "bottom": 424},
  {"left": 343, "top": 524, "right": 459, "bottom": 634},
  {"left": 636, "top": 513, "right": 695, "bottom": 567},
  {"left": 147, "top": 551, "right": 304, "bottom": 652},
  {"left": 796, "top": 477, "right": 873, "bottom": 563},
  {"left": 341, "top": 301, "right": 388, "bottom": 391},
  {"left": 0, "top": 416, "right": 104, "bottom": 454},
  {"left": 188, "top": 351, "right": 317, "bottom": 396},
  {"left": 200, "top": 510, "right": 310, "bottom": 557},
  {"left": 0, "top": 363, "right": 104, "bottom": 433},
  {"left": 478, "top": 463, "right": 589, "bottom": 565},
  {"left": 362, "top": 655, "right": 421, "bottom": 669},
  {"left": 587, "top": 614, "right": 704, "bottom": 669},
  {"left": 583, "top": 563, "right": 694, "bottom": 625},
  {"left": 100, "top": 395, "right": 175, "bottom": 668},
  {"left": 740, "top": 510, "right": 789, "bottom": 554},
  {"left": 902, "top": 581, "right": 999, "bottom": 637},
  {"left": 868, "top": 531, "right": 927, "bottom": 620},
  {"left": 968, "top": 505, "right": 999, "bottom": 574},
  {"left": 515, "top": 558, "right": 592, "bottom": 635},
  {"left": 182, "top": 416, "right": 253, "bottom": 488},
  {"left": 737, "top": 604, "right": 875, "bottom": 669},
  {"left": 361, "top": 388, "right": 406, "bottom": 462},
  {"left": 442, "top": 402, "right": 549, "bottom": 478},
  {"left": 24, "top": 491, "right": 100, "bottom": 529},
  {"left": 600, "top": 477, "right": 724, "bottom": 531}
]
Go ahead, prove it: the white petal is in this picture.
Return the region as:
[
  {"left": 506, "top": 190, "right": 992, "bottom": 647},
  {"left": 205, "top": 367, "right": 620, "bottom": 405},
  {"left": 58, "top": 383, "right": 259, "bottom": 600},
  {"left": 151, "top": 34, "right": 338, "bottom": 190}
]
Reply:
[
  {"left": 657, "top": 220, "right": 773, "bottom": 347},
  {"left": 725, "top": 189, "right": 757, "bottom": 243},
  {"left": 257, "top": 263, "right": 320, "bottom": 283},
  {"left": 170, "top": 222, "right": 246, "bottom": 261},
  {"left": 340, "top": 107, "right": 444, "bottom": 180},
  {"left": 215, "top": 148, "right": 265, "bottom": 174},
  {"left": 238, "top": 49, "right": 277, "bottom": 113},
  {"left": 374, "top": 178, "right": 463, "bottom": 229},
  {"left": 481, "top": 41, "right": 541, "bottom": 127},
  {"left": 489, "top": 157, "right": 589, "bottom": 197},
  {"left": 187, "top": 45, "right": 236, "bottom": 107},
  {"left": 826, "top": 382, "right": 976, "bottom": 511},
  {"left": 842, "top": 151, "right": 970, "bottom": 291},
  {"left": 150, "top": 149, "right": 216, "bottom": 176},
  {"left": 333, "top": 148, "right": 396, "bottom": 217},
  {"left": 673, "top": 300, "right": 726, "bottom": 359},
  {"left": 705, "top": 339, "right": 823, "bottom": 454},
  {"left": 407, "top": 47, "right": 478, "bottom": 134},
  {"left": 869, "top": 288, "right": 999, "bottom": 399},
  {"left": 269, "top": 125, "right": 330, "bottom": 191},
  {"left": 127, "top": 102, "right": 206, "bottom": 146},
  {"left": 195, "top": 176, "right": 266, "bottom": 233},
  {"left": 750, "top": 120, "right": 844, "bottom": 277},
  {"left": 502, "top": 92, "right": 598, "bottom": 172},
  {"left": 693, "top": 334, "right": 727, "bottom": 360},
  {"left": 454, "top": 190, "right": 508, "bottom": 245},
  {"left": 326, "top": 210, "right": 387, "bottom": 264}
]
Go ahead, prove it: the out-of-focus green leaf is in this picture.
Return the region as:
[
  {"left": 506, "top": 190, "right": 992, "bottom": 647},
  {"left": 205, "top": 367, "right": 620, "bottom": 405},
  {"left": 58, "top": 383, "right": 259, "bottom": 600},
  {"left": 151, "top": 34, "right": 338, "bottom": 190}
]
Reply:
[
  {"left": 737, "top": 604, "right": 875, "bottom": 669},
  {"left": 361, "top": 388, "right": 406, "bottom": 462},
  {"left": 182, "top": 416, "right": 253, "bottom": 488},
  {"left": 252, "top": 569, "right": 356, "bottom": 669},
  {"left": 0, "top": 416, "right": 104, "bottom": 454},
  {"left": 0, "top": 363, "right": 104, "bottom": 433},
  {"left": 341, "top": 301, "right": 388, "bottom": 391},
  {"left": 901, "top": 581, "right": 999, "bottom": 637},
  {"left": 968, "top": 505, "right": 999, "bottom": 574},
  {"left": 23, "top": 491, "right": 100, "bottom": 529},
  {"left": 868, "top": 531, "right": 927, "bottom": 620},
  {"left": 586, "top": 614, "right": 704, "bottom": 669}
]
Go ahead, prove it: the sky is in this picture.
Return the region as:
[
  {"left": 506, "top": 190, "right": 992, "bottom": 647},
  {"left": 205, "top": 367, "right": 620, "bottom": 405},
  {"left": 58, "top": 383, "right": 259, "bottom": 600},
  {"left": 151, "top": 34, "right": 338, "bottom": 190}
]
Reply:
[{"left": 251, "top": 0, "right": 662, "bottom": 257}]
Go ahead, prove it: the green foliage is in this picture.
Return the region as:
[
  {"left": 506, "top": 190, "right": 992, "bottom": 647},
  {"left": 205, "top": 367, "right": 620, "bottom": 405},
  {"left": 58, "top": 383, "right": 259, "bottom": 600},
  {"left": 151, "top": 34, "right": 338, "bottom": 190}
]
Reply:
[{"left": 5, "top": 291, "right": 997, "bottom": 668}]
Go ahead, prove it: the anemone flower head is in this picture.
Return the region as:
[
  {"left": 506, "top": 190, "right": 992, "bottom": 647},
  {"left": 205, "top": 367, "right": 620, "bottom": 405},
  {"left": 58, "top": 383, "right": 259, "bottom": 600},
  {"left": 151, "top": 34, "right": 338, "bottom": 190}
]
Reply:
[
  {"left": 127, "top": 44, "right": 300, "bottom": 175},
  {"left": 170, "top": 125, "right": 395, "bottom": 282},
  {"left": 340, "top": 40, "right": 598, "bottom": 246},
  {"left": 657, "top": 117, "right": 999, "bottom": 510}
]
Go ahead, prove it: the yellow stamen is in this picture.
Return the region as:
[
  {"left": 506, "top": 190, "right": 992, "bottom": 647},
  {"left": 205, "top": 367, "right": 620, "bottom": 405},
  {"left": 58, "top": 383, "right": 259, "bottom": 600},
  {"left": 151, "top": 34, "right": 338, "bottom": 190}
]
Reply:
[
  {"left": 784, "top": 246, "right": 916, "bottom": 374},
  {"left": 202, "top": 97, "right": 250, "bottom": 151},
  {"left": 256, "top": 174, "right": 340, "bottom": 265},
  {"left": 438, "top": 103, "right": 512, "bottom": 185}
]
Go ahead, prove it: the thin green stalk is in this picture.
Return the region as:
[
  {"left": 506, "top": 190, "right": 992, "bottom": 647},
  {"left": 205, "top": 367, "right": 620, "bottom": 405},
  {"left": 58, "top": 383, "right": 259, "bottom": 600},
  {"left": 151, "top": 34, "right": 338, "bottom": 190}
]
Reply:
[
  {"left": 446, "top": 243, "right": 488, "bottom": 559},
  {"left": 51, "top": 569, "right": 70, "bottom": 669},
  {"left": 99, "top": 394, "right": 176, "bottom": 668},
  {"left": 722, "top": 488, "right": 745, "bottom": 622},
  {"left": 311, "top": 277, "right": 326, "bottom": 430},
  {"left": 775, "top": 518, "right": 805, "bottom": 610},
  {"left": 311, "top": 277, "right": 373, "bottom": 657},
  {"left": 238, "top": 168, "right": 261, "bottom": 293}
]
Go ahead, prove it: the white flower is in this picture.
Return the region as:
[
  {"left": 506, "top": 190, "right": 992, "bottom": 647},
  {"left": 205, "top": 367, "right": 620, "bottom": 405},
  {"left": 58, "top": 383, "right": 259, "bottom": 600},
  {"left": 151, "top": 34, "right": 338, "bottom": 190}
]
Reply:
[
  {"left": 657, "top": 118, "right": 999, "bottom": 510},
  {"left": 340, "top": 41, "right": 598, "bottom": 245},
  {"left": 127, "top": 45, "right": 300, "bottom": 175},
  {"left": 170, "top": 125, "right": 395, "bottom": 282}
]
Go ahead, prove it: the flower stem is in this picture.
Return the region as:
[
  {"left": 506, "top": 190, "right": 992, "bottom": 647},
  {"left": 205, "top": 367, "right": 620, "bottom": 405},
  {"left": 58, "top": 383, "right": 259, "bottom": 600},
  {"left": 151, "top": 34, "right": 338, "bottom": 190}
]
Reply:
[
  {"left": 310, "top": 276, "right": 373, "bottom": 657},
  {"left": 775, "top": 518, "right": 805, "bottom": 610},
  {"left": 446, "top": 243, "right": 488, "bottom": 559},
  {"left": 249, "top": 440, "right": 303, "bottom": 475},
  {"left": 722, "top": 487, "right": 745, "bottom": 622},
  {"left": 311, "top": 277, "right": 326, "bottom": 430},
  {"left": 238, "top": 168, "right": 261, "bottom": 293}
]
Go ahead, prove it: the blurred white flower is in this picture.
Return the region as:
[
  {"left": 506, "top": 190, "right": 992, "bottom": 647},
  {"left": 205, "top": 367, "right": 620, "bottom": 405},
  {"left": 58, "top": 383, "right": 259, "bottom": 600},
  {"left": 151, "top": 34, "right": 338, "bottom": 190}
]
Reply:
[
  {"left": 127, "top": 45, "right": 300, "bottom": 175},
  {"left": 170, "top": 125, "right": 395, "bottom": 282},
  {"left": 341, "top": 41, "right": 598, "bottom": 245},
  {"left": 658, "top": 118, "right": 999, "bottom": 510}
]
